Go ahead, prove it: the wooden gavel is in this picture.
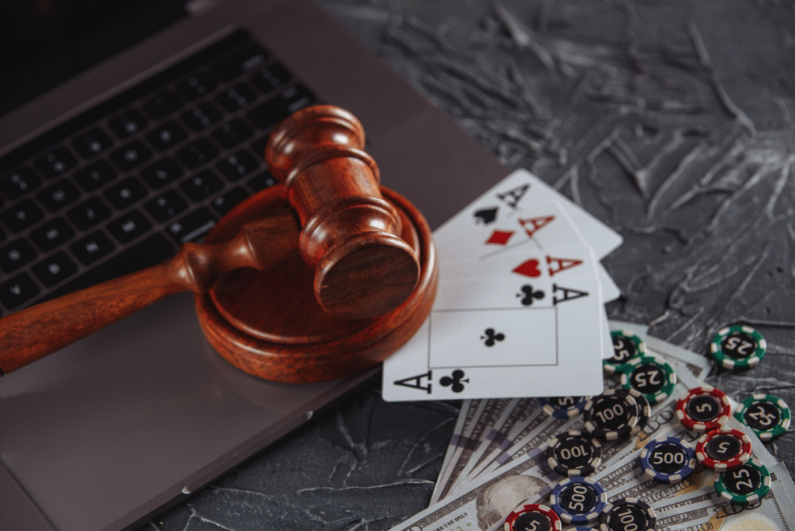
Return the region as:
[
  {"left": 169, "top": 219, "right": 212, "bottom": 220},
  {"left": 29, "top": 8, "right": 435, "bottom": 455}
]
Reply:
[{"left": 0, "top": 105, "right": 437, "bottom": 382}]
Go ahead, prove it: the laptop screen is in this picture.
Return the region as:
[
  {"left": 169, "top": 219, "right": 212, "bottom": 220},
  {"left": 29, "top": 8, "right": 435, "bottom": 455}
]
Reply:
[{"left": 0, "top": 0, "right": 187, "bottom": 117}]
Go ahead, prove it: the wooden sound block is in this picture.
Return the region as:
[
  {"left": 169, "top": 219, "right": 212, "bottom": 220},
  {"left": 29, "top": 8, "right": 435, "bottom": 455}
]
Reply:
[{"left": 194, "top": 185, "right": 438, "bottom": 383}]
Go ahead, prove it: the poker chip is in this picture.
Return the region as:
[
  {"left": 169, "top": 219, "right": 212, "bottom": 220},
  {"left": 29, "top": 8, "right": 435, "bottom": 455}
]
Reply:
[
  {"left": 503, "top": 503, "right": 562, "bottom": 531},
  {"left": 541, "top": 396, "right": 589, "bottom": 419},
  {"left": 629, "top": 389, "right": 651, "bottom": 435},
  {"left": 676, "top": 385, "right": 732, "bottom": 432},
  {"left": 695, "top": 426, "right": 752, "bottom": 472},
  {"left": 618, "top": 355, "right": 677, "bottom": 405},
  {"left": 584, "top": 389, "right": 640, "bottom": 440},
  {"left": 549, "top": 476, "right": 607, "bottom": 525},
  {"left": 709, "top": 325, "right": 766, "bottom": 369},
  {"left": 604, "top": 330, "right": 647, "bottom": 374},
  {"left": 735, "top": 393, "right": 791, "bottom": 441},
  {"left": 713, "top": 458, "right": 771, "bottom": 506},
  {"left": 547, "top": 430, "right": 602, "bottom": 477},
  {"left": 599, "top": 498, "right": 656, "bottom": 531},
  {"left": 639, "top": 436, "right": 696, "bottom": 484}
]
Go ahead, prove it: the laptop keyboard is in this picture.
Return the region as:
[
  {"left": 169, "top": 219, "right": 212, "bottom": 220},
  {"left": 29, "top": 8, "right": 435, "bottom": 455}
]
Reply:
[{"left": 0, "top": 30, "right": 316, "bottom": 315}]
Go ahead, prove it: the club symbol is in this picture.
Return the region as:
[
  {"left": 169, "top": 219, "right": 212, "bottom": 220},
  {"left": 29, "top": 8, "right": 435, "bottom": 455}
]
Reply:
[
  {"left": 440, "top": 369, "right": 469, "bottom": 393},
  {"left": 473, "top": 207, "right": 498, "bottom": 225},
  {"left": 481, "top": 328, "right": 506, "bottom": 347},
  {"left": 517, "top": 284, "right": 545, "bottom": 306}
]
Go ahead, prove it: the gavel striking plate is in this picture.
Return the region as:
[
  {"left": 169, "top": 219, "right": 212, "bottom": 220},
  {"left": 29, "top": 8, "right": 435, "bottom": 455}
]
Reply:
[{"left": 0, "top": 105, "right": 438, "bottom": 383}]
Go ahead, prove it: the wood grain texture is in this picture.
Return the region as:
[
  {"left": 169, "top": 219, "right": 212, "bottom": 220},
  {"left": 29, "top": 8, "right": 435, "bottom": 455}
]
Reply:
[
  {"left": 266, "top": 105, "right": 421, "bottom": 319},
  {"left": 195, "top": 186, "right": 437, "bottom": 383},
  {"left": 0, "top": 213, "right": 298, "bottom": 375}
]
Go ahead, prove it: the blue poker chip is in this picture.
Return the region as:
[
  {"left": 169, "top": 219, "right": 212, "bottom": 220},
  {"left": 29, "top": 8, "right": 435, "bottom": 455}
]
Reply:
[
  {"left": 540, "top": 396, "right": 589, "bottom": 419},
  {"left": 549, "top": 476, "right": 607, "bottom": 525},
  {"left": 639, "top": 436, "right": 696, "bottom": 484}
]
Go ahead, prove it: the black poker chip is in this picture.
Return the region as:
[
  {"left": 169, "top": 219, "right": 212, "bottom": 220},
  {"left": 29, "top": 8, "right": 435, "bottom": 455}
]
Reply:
[
  {"left": 604, "top": 330, "right": 647, "bottom": 373},
  {"left": 599, "top": 497, "right": 656, "bottom": 531},
  {"left": 546, "top": 430, "right": 602, "bottom": 477},
  {"left": 584, "top": 389, "right": 640, "bottom": 440}
]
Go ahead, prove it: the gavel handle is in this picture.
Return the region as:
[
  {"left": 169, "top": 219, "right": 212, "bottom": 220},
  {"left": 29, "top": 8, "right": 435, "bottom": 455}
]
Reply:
[{"left": 0, "top": 214, "right": 298, "bottom": 376}]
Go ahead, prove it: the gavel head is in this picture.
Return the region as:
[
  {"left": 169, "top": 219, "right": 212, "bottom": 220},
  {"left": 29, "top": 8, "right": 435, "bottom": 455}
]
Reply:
[{"left": 265, "top": 105, "right": 420, "bottom": 320}]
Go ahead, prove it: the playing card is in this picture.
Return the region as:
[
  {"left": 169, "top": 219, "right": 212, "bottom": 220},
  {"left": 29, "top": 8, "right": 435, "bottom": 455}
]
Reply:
[
  {"left": 436, "top": 197, "right": 588, "bottom": 263},
  {"left": 382, "top": 278, "right": 604, "bottom": 401},
  {"left": 434, "top": 169, "right": 622, "bottom": 260}
]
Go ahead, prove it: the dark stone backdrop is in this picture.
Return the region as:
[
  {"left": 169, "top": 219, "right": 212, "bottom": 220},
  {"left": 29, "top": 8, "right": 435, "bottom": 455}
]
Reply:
[{"left": 144, "top": 1, "right": 795, "bottom": 529}]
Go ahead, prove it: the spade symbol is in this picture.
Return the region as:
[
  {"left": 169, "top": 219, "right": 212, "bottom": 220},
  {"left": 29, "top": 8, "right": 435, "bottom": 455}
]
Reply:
[
  {"left": 473, "top": 207, "right": 498, "bottom": 225},
  {"left": 517, "top": 284, "right": 546, "bottom": 306}
]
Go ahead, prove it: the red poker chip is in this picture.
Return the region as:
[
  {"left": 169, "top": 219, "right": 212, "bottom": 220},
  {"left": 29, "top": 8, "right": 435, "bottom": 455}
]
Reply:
[
  {"left": 695, "top": 426, "right": 752, "bottom": 472},
  {"left": 676, "top": 385, "right": 731, "bottom": 432},
  {"left": 504, "top": 503, "right": 562, "bottom": 531}
]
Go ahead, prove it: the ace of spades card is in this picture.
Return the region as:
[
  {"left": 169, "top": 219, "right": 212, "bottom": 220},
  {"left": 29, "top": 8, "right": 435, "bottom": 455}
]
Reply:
[{"left": 382, "top": 169, "right": 623, "bottom": 401}]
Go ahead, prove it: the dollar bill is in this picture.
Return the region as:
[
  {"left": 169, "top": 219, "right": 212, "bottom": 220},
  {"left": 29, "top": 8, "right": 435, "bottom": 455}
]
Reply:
[
  {"left": 433, "top": 399, "right": 513, "bottom": 502},
  {"left": 431, "top": 399, "right": 484, "bottom": 504}
]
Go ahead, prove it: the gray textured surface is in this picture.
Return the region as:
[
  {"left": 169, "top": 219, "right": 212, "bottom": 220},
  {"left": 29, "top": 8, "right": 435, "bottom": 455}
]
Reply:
[{"left": 144, "top": 1, "right": 795, "bottom": 528}]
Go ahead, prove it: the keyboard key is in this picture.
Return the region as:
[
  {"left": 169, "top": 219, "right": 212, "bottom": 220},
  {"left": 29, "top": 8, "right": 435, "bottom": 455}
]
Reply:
[
  {"left": 211, "top": 43, "right": 270, "bottom": 82},
  {"left": 211, "top": 187, "right": 248, "bottom": 216},
  {"left": 145, "top": 190, "right": 189, "bottom": 222},
  {"left": 0, "top": 199, "right": 44, "bottom": 233},
  {"left": 108, "top": 211, "right": 152, "bottom": 244},
  {"left": 217, "top": 150, "right": 261, "bottom": 181},
  {"left": 30, "top": 217, "right": 75, "bottom": 253},
  {"left": 110, "top": 140, "right": 153, "bottom": 172},
  {"left": 71, "top": 127, "right": 114, "bottom": 159},
  {"left": 176, "top": 71, "right": 218, "bottom": 100},
  {"left": 0, "top": 167, "right": 41, "bottom": 200},
  {"left": 247, "top": 84, "right": 315, "bottom": 129},
  {"left": 70, "top": 230, "right": 115, "bottom": 265},
  {"left": 0, "top": 239, "right": 37, "bottom": 274},
  {"left": 250, "top": 136, "right": 268, "bottom": 159},
  {"left": 33, "top": 146, "right": 78, "bottom": 179},
  {"left": 181, "top": 102, "right": 223, "bottom": 132},
  {"left": 180, "top": 170, "right": 223, "bottom": 202},
  {"left": 216, "top": 83, "right": 258, "bottom": 112},
  {"left": 140, "top": 158, "right": 184, "bottom": 189},
  {"left": 32, "top": 252, "right": 77, "bottom": 287},
  {"left": 176, "top": 138, "right": 219, "bottom": 169},
  {"left": 142, "top": 89, "right": 184, "bottom": 120},
  {"left": 145, "top": 121, "right": 188, "bottom": 151},
  {"left": 57, "top": 234, "right": 174, "bottom": 298},
  {"left": 36, "top": 179, "right": 80, "bottom": 212},
  {"left": 67, "top": 197, "right": 112, "bottom": 230},
  {"left": 211, "top": 119, "right": 254, "bottom": 149},
  {"left": 74, "top": 159, "right": 118, "bottom": 192},
  {"left": 167, "top": 208, "right": 217, "bottom": 244},
  {"left": 0, "top": 273, "right": 40, "bottom": 310},
  {"left": 250, "top": 62, "right": 292, "bottom": 93},
  {"left": 247, "top": 171, "right": 277, "bottom": 191},
  {"left": 104, "top": 176, "right": 148, "bottom": 210},
  {"left": 108, "top": 109, "right": 149, "bottom": 138}
]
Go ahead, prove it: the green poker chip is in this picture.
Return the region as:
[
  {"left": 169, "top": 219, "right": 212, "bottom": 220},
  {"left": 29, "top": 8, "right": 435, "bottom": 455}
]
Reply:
[
  {"left": 714, "top": 458, "right": 771, "bottom": 505},
  {"left": 735, "top": 394, "right": 791, "bottom": 441},
  {"left": 604, "top": 330, "right": 647, "bottom": 374},
  {"left": 618, "top": 355, "right": 677, "bottom": 405},
  {"left": 710, "top": 325, "right": 766, "bottom": 369}
]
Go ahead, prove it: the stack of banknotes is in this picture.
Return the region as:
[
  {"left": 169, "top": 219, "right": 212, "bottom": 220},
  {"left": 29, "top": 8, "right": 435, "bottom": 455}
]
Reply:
[{"left": 390, "top": 321, "right": 795, "bottom": 531}]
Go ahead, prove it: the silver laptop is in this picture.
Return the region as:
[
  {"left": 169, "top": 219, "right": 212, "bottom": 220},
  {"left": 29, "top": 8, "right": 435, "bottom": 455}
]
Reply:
[{"left": 0, "top": 0, "right": 504, "bottom": 529}]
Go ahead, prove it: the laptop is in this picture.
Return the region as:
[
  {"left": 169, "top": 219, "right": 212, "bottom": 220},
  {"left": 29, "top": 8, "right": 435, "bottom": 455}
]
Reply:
[{"left": 0, "top": 0, "right": 505, "bottom": 529}]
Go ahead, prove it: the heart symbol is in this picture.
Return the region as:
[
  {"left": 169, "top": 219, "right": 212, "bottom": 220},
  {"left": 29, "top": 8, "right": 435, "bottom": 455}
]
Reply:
[{"left": 513, "top": 259, "right": 542, "bottom": 278}]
